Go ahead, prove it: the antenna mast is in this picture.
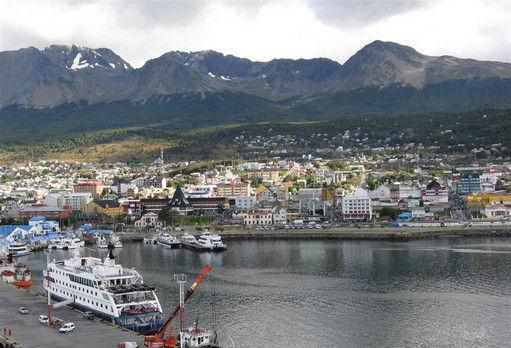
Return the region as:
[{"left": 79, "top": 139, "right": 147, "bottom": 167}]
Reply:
[
  {"left": 174, "top": 273, "right": 187, "bottom": 348},
  {"left": 46, "top": 253, "right": 52, "bottom": 325}
]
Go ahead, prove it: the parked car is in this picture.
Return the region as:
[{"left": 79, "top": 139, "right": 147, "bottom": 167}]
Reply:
[
  {"left": 82, "top": 311, "right": 94, "bottom": 320},
  {"left": 59, "top": 322, "right": 75, "bottom": 333},
  {"left": 38, "top": 314, "right": 49, "bottom": 324},
  {"left": 118, "top": 342, "right": 138, "bottom": 348},
  {"left": 18, "top": 306, "right": 29, "bottom": 314}
]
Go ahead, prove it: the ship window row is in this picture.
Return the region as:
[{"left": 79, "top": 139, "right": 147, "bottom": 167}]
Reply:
[
  {"left": 50, "top": 286, "right": 115, "bottom": 313},
  {"left": 54, "top": 278, "right": 99, "bottom": 297},
  {"left": 69, "top": 274, "right": 96, "bottom": 288}
]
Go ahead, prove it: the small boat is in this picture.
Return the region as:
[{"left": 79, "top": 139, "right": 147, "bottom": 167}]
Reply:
[
  {"left": 49, "top": 239, "right": 61, "bottom": 249},
  {"left": 61, "top": 237, "right": 85, "bottom": 250},
  {"left": 143, "top": 236, "right": 158, "bottom": 244},
  {"left": 8, "top": 242, "right": 32, "bottom": 257},
  {"left": 196, "top": 232, "right": 227, "bottom": 252},
  {"left": 96, "top": 236, "right": 109, "bottom": 249},
  {"left": 13, "top": 263, "right": 32, "bottom": 287},
  {"left": 156, "top": 233, "right": 180, "bottom": 248},
  {"left": 181, "top": 326, "right": 217, "bottom": 347},
  {"left": 0, "top": 260, "right": 32, "bottom": 287},
  {"left": 108, "top": 234, "right": 123, "bottom": 248}
]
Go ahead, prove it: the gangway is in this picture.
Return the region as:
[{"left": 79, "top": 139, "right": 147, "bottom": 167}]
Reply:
[{"left": 52, "top": 298, "right": 74, "bottom": 309}]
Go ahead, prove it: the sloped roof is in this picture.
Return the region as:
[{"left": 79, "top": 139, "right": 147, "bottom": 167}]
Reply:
[
  {"left": 168, "top": 185, "right": 190, "bottom": 208},
  {"left": 94, "top": 200, "right": 121, "bottom": 208},
  {"left": 0, "top": 225, "right": 31, "bottom": 238},
  {"left": 427, "top": 179, "right": 442, "bottom": 190}
]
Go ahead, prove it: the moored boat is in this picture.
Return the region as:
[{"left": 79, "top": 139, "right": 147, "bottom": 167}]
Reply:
[
  {"left": 156, "top": 233, "right": 180, "bottom": 248},
  {"left": 8, "top": 242, "right": 32, "bottom": 257},
  {"left": 0, "top": 258, "right": 32, "bottom": 287},
  {"left": 180, "top": 233, "right": 200, "bottom": 250},
  {"left": 196, "top": 232, "right": 227, "bottom": 252}
]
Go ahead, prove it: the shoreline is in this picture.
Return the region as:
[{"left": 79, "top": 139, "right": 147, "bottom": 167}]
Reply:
[{"left": 117, "top": 225, "right": 511, "bottom": 242}]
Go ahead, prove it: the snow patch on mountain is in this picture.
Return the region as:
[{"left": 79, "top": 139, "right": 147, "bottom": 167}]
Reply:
[{"left": 68, "top": 53, "right": 90, "bottom": 70}]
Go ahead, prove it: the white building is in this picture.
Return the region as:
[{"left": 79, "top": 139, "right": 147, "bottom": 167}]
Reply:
[
  {"left": 341, "top": 188, "right": 372, "bottom": 221},
  {"left": 484, "top": 205, "right": 511, "bottom": 219},
  {"left": 480, "top": 173, "right": 498, "bottom": 193},
  {"left": 369, "top": 184, "right": 392, "bottom": 201},
  {"left": 234, "top": 196, "right": 257, "bottom": 209},
  {"left": 134, "top": 212, "right": 164, "bottom": 228},
  {"left": 242, "top": 209, "right": 273, "bottom": 226},
  {"left": 65, "top": 192, "right": 94, "bottom": 211},
  {"left": 44, "top": 192, "right": 93, "bottom": 211}
]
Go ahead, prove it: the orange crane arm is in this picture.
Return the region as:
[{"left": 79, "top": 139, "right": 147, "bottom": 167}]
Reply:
[{"left": 150, "top": 264, "right": 214, "bottom": 342}]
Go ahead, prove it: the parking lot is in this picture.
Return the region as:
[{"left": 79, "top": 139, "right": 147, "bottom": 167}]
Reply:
[{"left": 0, "top": 282, "right": 143, "bottom": 348}]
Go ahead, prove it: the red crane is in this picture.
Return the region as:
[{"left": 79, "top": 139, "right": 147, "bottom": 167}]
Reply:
[{"left": 144, "top": 264, "right": 214, "bottom": 348}]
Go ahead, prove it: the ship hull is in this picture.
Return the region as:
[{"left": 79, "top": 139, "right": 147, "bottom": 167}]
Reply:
[
  {"left": 157, "top": 241, "right": 180, "bottom": 248},
  {"left": 182, "top": 243, "right": 227, "bottom": 252},
  {"left": 48, "top": 293, "right": 164, "bottom": 334}
]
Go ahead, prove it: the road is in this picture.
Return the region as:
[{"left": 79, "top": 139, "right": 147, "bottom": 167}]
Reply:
[{"left": 0, "top": 282, "right": 144, "bottom": 348}]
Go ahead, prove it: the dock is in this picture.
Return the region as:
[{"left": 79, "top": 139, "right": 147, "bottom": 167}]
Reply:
[{"left": 0, "top": 282, "right": 144, "bottom": 348}]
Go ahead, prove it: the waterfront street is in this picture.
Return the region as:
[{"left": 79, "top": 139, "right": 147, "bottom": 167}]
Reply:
[{"left": 0, "top": 282, "right": 143, "bottom": 348}]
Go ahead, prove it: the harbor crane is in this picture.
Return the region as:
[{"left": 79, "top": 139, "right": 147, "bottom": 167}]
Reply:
[{"left": 144, "top": 264, "right": 214, "bottom": 348}]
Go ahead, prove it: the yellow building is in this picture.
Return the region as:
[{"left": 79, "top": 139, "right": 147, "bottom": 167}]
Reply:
[
  {"left": 466, "top": 193, "right": 511, "bottom": 206},
  {"left": 83, "top": 200, "right": 124, "bottom": 217}
]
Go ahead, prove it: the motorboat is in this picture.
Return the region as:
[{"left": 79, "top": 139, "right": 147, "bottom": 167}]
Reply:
[
  {"left": 7, "top": 242, "right": 32, "bottom": 257},
  {"left": 196, "top": 232, "right": 227, "bottom": 252},
  {"left": 180, "top": 233, "right": 199, "bottom": 250},
  {"left": 156, "top": 233, "right": 180, "bottom": 248}
]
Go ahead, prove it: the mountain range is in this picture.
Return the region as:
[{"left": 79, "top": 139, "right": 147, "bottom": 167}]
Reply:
[{"left": 1, "top": 40, "right": 511, "bottom": 137}]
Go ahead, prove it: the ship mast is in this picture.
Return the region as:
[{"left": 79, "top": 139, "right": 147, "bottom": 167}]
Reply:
[
  {"left": 174, "top": 274, "right": 187, "bottom": 348},
  {"left": 46, "top": 252, "right": 52, "bottom": 325}
]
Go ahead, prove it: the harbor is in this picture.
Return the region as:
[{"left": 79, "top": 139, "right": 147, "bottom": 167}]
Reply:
[{"left": 2, "top": 237, "right": 511, "bottom": 346}]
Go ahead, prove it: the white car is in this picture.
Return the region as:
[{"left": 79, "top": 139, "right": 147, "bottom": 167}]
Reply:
[
  {"left": 59, "top": 322, "right": 75, "bottom": 333},
  {"left": 18, "top": 306, "right": 29, "bottom": 314},
  {"left": 38, "top": 314, "right": 49, "bottom": 324}
]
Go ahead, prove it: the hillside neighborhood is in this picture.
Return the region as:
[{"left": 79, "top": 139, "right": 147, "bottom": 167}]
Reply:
[{"left": 1, "top": 150, "right": 511, "bottom": 244}]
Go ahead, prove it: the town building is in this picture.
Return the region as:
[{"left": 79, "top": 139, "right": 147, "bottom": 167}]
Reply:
[
  {"left": 242, "top": 209, "right": 273, "bottom": 226},
  {"left": 455, "top": 172, "right": 481, "bottom": 195},
  {"left": 83, "top": 200, "right": 124, "bottom": 217},
  {"left": 341, "top": 188, "right": 372, "bottom": 221},
  {"left": 19, "top": 204, "right": 72, "bottom": 220},
  {"left": 422, "top": 180, "right": 449, "bottom": 203},
  {"left": 484, "top": 205, "right": 511, "bottom": 219},
  {"left": 134, "top": 212, "right": 164, "bottom": 228},
  {"left": 234, "top": 196, "right": 257, "bottom": 209},
  {"left": 214, "top": 182, "right": 251, "bottom": 197},
  {"left": 74, "top": 180, "right": 104, "bottom": 197}
]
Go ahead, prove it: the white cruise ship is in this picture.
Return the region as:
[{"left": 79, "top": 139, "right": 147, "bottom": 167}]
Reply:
[
  {"left": 197, "top": 232, "right": 227, "bottom": 251},
  {"left": 156, "top": 233, "right": 180, "bottom": 248},
  {"left": 8, "top": 242, "right": 32, "bottom": 257},
  {"left": 43, "top": 251, "right": 164, "bottom": 333}
]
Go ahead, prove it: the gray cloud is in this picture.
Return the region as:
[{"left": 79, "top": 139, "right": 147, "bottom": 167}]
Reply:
[
  {"left": 306, "top": 0, "right": 428, "bottom": 28},
  {"left": 0, "top": 23, "right": 54, "bottom": 51},
  {"left": 106, "top": 1, "right": 205, "bottom": 28}
]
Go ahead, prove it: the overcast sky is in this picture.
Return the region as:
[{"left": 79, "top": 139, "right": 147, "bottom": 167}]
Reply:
[{"left": 1, "top": 0, "right": 510, "bottom": 68}]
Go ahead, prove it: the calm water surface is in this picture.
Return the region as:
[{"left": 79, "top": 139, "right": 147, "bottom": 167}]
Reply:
[{"left": 24, "top": 237, "right": 511, "bottom": 347}]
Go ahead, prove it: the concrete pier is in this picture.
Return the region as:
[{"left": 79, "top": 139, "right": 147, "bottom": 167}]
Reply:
[{"left": 0, "top": 283, "right": 144, "bottom": 348}]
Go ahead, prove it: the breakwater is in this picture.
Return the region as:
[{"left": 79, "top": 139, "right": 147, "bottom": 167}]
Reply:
[{"left": 117, "top": 225, "right": 511, "bottom": 242}]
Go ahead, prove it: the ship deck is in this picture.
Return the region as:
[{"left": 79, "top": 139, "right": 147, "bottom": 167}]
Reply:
[{"left": 0, "top": 282, "right": 144, "bottom": 347}]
